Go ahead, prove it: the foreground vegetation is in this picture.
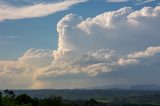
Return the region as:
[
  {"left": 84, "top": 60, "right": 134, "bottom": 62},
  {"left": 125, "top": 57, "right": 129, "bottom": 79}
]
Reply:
[{"left": 1, "top": 89, "right": 160, "bottom": 106}]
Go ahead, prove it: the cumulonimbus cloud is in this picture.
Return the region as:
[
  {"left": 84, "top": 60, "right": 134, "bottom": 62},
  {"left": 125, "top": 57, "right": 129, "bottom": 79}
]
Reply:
[
  {"left": 0, "top": 0, "right": 88, "bottom": 21},
  {"left": 0, "top": 6, "right": 160, "bottom": 89}
]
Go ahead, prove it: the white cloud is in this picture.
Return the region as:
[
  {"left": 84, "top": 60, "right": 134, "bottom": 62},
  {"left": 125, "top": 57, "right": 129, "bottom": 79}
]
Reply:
[
  {"left": 39, "top": 5, "right": 160, "bottom": 81},
  {"left": 127, "top": 46, "right": 160, "bottom": 59},
  {"left": 19, "top": 48, "right": 53, "bottom": 68},
  {"left": 57, "top": 6, "right": 160, "bottom": 54},
  {"left": 36, "top": 49, "right": 116, "bottom": 78},
  {"left": 118, "top": 46, "right": 160, "bottom": 65},
  {"left": 117, "top": 58, "right": 138, "bottom": 65},
  {"left": 0, "top": 6, "right": 160, "bottom": 89},
  {"left": 0, "top": 49, "right": 52, "bottom": 89},
  {"left": 0, "top": 0, "right": 88, "bottom": 21}
]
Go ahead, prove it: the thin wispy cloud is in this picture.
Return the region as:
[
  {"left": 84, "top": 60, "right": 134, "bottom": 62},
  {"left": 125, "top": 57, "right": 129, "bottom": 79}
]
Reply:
[
  {"left": 135, "top": 0, "right": 155, "bottom": 6},
  {"left": 106, "top": 0, "right": 128, "bottom": 2},
  {"left": 0, "top": 41, "right": 6, "bottom": 45},
  {"left": 0, "top": 35, "right": 17, "bottom": 39},
  {"left": 0, "top": 0, "right": 88, "bottom": 21},
  {"left": 0, "top": 35, "right": 17, "bottom": 45}
]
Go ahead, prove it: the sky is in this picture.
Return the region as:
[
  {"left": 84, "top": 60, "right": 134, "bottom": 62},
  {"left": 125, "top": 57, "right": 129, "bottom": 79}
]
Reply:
[{"left": 0, "top": 0, "right": 160, "bottom": 89}]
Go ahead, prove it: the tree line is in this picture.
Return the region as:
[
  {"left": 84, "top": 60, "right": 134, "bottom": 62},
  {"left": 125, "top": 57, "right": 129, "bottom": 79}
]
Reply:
[
  {"left": 0, "top": 89, "right": 98, "bottom": 106},
  {"left": 1, "top": 89, "right": 160, "bottom": 106}
]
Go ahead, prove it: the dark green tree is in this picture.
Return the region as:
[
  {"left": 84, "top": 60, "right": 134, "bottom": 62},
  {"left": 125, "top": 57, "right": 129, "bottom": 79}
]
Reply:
[
  {"left": 50, "top": 96, "right": 63, "bottom": 106},
  {"left": 15, "top": 94, "right": 33, "bottom": 105},
  {"left": 3, "top": 90, "right": 16, "bottom": 106},
  {"left": 88, "top": 98, "right": 98, "bottom": 106},
  {"left": 0, "top": 92, "right": 2, "bottom": 106},
  {"left": 8, "top": 91, "right": 15, "bottom": 98},
  {"left": 31, "top": 97, "right": 39, "bottom": 106},
  {"left": 4, "top": 89, "right": 9, "bottom": 97},
  {"left": 4, "top": 89, "right": 15, "bottom": 98}
]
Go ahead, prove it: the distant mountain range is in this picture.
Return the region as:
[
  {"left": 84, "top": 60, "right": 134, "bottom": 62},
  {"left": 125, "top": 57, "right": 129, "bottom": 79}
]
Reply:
[
  {"left": 1, "top": 84, "right": 160, "bottom": 99},
  {"left": 88, "top": 84, "right": 160, "bottom": 91},
  {"left": 130, "top": 84, "right": 160, "bottom": 91}
]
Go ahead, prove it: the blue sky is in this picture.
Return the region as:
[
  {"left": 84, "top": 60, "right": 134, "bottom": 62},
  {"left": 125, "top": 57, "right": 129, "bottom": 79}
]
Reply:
[
  {"left": 1, "top": 0, "right": 159, "bottom": 60},
  {"left": 0, "top": 0, "right": 160, "bottom": 89}
]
